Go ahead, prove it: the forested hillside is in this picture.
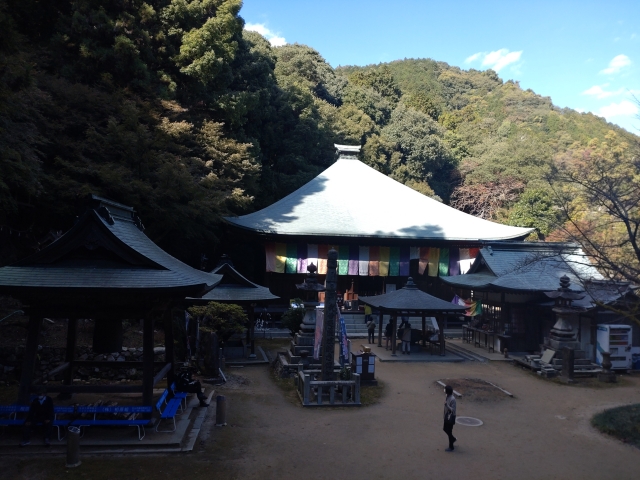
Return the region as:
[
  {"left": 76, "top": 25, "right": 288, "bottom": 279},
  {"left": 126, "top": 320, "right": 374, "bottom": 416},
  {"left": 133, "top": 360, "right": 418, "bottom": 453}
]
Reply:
[{"left": 1, "top": 0, "right": 638, "bottom": 267}]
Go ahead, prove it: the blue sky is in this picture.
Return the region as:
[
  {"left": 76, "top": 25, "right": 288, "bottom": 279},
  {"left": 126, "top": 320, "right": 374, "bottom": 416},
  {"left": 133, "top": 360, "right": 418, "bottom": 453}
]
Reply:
[{"left": 241, "top": 0, "right": 640, "bottom": 134}]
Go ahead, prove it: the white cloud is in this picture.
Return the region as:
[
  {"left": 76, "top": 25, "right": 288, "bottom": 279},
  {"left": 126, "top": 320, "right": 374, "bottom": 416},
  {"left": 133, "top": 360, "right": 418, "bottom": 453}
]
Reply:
[
  {"left": 599, "top": 100, "right": 638, "bottom": 118},
  {"left": 465, "top": 48, "right": 523, "bottom": 72},
  {"left": 245, "top": 22, "right": 286, "bottom": 47},
  {"left": 582, "top": 84, "right": 625, "bottom": 99},
  {"left": 465, "top": 52, "right": 482, "bottom": 63},
  {"left": 600, "top": 54, "right": 631, "bottom": 74}
]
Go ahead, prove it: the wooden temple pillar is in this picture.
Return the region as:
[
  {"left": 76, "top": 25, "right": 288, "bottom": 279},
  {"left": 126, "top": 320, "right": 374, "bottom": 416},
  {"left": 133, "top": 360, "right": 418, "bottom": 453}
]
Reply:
[
  {"left": 59, "top": 317, "right": 78, "bottom": 400},
  {"left": 421, "top": 315, "right": 426, "bottom": 347},
  {"left": 142, "top": 315, "right": 155, "bottom": 406},
  {"left": 437, "top": 315, "right": 446, "bottom": 356},
  {"left": 377, "top": 310, "right": 383, "bottom": 347},
  {"left": 390, "top": 313, "right": 398, "bottom": 356},
  {"left": 164, "top": 310, "right": 175, "bottom": 390},
  {"left": 248, "top": 303, "right": 256, "bottom": 358},
  {"left": 18, "top": 314, "right": 43, "bottom": 404}
]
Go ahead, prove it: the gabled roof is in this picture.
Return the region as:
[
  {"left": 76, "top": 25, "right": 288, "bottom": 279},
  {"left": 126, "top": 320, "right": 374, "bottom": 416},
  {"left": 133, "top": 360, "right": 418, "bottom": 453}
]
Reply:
[
  {"left": 440, "top": 242, "right": 604, "bottom": 294},
  {"left": 359, "top": 277, "right": 467, "bottom": 313},
  {"left": 188, "top": 255, "right": 279, "bottom": 303},
  {"left": 0, "top": 196, "right": 221, "bottom": 297},
  {"left": 225, "top": 146, "right": 533, "bottom": 242}
]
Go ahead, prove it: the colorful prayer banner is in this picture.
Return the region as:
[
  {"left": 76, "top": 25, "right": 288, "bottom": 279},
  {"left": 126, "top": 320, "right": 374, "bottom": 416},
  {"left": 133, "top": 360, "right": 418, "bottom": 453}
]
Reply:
[
  {"left": 448, "top": 247, "right": 460, "bottom": 276},
  {"left": 428, "top": 248, "right": 440, "bottom": 277},
  {"left": 399, "top": 246, "right": 410, "bottom": 276},
  {"left": 317, "top": 244, "right": 329, "bottom": 274},
  {"left": 275, "top": 243, "right": 286, "bottom": 273},
  {"left": 419, "top": 247, "right": 429, "bottom": 275},
  {"left": 348, "top": 245, "right": 359, "bottom": 276},
  {"left": 265, "top": 243, "right": 276, "bottom": 272},
  {"left": 307, "top": 244, "right": 318, "bottom": 270},
  {"left": 297, "top": 243, "right": 308, "bottom": 274},
  {"left": 264, "top": 243, "right": 480, "bottom": 277},
  {"left": 285, "top": 243, "right": 297, "bottom": 273},
  {"left": 369, "top": 246, "right": 380, "bottom": 276},
  {"left": 389, "top": 247, "right": 400, "bottom": 276},
  {"left": 338, "top": 245, "right": 349, "bottom": 276},
  {"left": 358, "top": 246, "right": 369, "bottom": 276},
  {"left": 379, "top": 246, "right": 390, "bottom": 276},
  {"left": 438, "top": 248, "right": 449, "bottom": 277}
]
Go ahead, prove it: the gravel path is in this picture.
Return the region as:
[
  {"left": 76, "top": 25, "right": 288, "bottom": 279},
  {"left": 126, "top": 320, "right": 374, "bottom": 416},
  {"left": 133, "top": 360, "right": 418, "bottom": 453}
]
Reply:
[{"left": 205, "top": 361, "right": 640, "bottom": 480}]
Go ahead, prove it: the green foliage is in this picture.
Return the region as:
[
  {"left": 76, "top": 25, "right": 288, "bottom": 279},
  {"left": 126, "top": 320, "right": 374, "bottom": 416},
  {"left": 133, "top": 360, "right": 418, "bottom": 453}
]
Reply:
[
  {"left": 1, "top": 1, "right": 638, "bottom": 270},
  {"left": 592, "top": 403, "right": 640, "bottom": 448},
  {"left": 280, "top": 299, "right": 305, "bottom": 337},
  {"left": 187, "top": 301, "right": 247, "bottom": 343},
  {"left": 507, "top": 188, "right": 559, "bottom": 239}
]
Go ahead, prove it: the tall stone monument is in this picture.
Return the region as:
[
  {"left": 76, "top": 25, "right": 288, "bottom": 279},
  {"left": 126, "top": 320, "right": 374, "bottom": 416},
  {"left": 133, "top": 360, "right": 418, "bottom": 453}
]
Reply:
[{"left": 321, "top": 249, "right": 338, "bottom": 381}]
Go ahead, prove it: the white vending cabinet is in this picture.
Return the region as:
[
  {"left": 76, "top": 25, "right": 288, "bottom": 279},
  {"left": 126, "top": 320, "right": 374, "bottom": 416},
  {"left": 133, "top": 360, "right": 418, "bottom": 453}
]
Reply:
[{"left": 596, "top": 324, "right": 632, "bottom": 370}]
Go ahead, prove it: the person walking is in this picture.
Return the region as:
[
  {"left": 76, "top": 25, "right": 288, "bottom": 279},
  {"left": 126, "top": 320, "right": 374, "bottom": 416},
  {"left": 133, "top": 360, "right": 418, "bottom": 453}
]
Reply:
[
  {"left": 443, "top": 385, "right": 457, "bottom": 452},
  {"left": 384, "top": 322, "right": 393, "bottom": 350},
  {"left": 401, "top": 319, "right": 412, "bottom": 354},
  {"left": 366, "top": 317, "right": 376, "bottom": 344}
]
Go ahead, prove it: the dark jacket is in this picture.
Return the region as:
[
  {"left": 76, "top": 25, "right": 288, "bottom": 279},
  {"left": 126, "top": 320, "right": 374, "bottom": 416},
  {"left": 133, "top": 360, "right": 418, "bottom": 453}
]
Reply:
[
  {"left": 27, "top": 396, "right": 54, "bottom": 423},
  {"left": 385, "top": 323, "right": 393, "bottom": 338}
]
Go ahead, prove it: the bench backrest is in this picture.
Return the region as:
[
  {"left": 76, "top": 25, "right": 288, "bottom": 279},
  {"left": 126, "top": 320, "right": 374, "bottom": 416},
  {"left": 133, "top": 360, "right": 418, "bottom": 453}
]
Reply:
[
  {"left": 156, "top": 390, "right": 169, "bottom": 411},
  {"left": 0, "top": 405, "right": 30, "bottom": 414},
  {"left": 54, "top": 406, "right": 75, "bottom": 414},
  {"left": 77, "top": 405, "right": 152, "bottom": 415}
]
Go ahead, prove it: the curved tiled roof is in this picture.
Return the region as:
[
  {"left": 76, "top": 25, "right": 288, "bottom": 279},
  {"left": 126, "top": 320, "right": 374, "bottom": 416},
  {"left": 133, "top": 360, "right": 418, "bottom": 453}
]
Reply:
[
  {"left": 0, "top": 196, "right": 221, "bottom": 296},
  {"left": 359, "top": 278, "right": 467, "bottom": 313},
  {"left": 225, "top": 149, "right": 533, "bottom": 241},
  {"left": 188, "top": 257, "right": 278, "bottom": 303}
]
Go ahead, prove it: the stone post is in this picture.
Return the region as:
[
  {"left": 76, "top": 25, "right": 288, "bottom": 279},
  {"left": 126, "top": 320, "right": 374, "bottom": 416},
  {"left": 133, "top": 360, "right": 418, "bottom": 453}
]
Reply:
[
  {"left": 562, "top": 347, "right": 574, "bottom": 381},
  {"left": 321, "top": 249, "right": 338, "bottom": 381}
]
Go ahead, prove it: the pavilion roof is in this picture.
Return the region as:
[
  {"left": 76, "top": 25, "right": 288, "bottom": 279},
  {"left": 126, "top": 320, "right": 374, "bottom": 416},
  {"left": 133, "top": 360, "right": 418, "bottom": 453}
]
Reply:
[
  {"left": 438, "top": 242, "right": 626, "bottom": 308},
  {"left": 188, "top": 255, "right": 279, "bottom": 303},
  {"left": 0, "top": 196, "right": 221, "bottom": 300},
  {"left": 440, "top": 242, "right": 603, "bottom": 291},
  {"left": 359, "top": 277, "right": 467, "bottom": 313},
  {"left": 224, "top": 145, "right": 533, "bottom": 242}
]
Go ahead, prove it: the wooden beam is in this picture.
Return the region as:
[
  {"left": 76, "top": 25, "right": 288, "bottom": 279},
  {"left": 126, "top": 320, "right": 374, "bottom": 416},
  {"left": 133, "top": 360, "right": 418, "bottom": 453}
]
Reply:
[
  {"left": 34, "top": 362, "right": 70, "bottom": 384},
  {"left": 61, "top": 317, "right": 78, "bottom": 398},
  {"left": 164, "top": 309, "right": 175, "bottom": 390},
  {"left": 377, "top": 310, "right": 383, "bottom": 347},
  {"left": 18, "top": 315, "right": 43, "bottom": 404},
  {"left": 38, "top": 384, "right": 144, "bottom": 394},
  {"left": 71, "top": 361, "right": 166, "bottom": 368},
  {"left": 153, "top": 362, "right": 172, "bottom": 387},
  {"left": 391, "top": 314, "right": 398, "bottom": 356},
  {"left": 142, "top": 315, "right": 154, "bottom": 406}
]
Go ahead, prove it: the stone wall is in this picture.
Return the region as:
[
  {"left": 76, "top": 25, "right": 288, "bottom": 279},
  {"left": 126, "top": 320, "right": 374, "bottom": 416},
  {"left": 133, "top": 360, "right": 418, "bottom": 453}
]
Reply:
[{"left": 0, "top": 345, "right": 167, "bottom": 385}]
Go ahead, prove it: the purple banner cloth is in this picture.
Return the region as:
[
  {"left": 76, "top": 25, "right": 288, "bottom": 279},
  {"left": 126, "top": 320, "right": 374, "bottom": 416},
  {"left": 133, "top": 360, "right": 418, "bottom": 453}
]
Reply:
[
  {"left": 297, "top": 243, "right": 308, "bottom": 273},
  {"left": 399, "top": 246, "right": 410, "bottom": 276},
  {"left": 348, "top": 245, "right": 359, "bottom": 275},
  {"left": 448, "top": 247, "right": 460, "bottom": 276}
]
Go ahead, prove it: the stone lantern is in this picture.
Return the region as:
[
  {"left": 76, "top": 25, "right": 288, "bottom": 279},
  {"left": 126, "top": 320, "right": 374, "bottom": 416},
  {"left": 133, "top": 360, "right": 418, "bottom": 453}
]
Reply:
[
  {"left": 291, "top": 263, "right": 326, "bottom": 358},
  {"left": 544, "top": 275, "right": 585, "bottom": 351},
  {"left": 543, "top": 275, "right": 587, "bottom": 379}
]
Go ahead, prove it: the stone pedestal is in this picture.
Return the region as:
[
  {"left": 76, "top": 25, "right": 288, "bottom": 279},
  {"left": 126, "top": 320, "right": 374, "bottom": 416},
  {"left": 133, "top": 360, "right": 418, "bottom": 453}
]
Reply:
[{"left": 598, "top": 352, "right": 617, "bottom": 383}]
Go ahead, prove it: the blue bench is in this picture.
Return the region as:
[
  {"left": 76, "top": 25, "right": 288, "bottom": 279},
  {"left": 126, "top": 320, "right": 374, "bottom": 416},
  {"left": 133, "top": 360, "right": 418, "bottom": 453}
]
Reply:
[
  {"left": 71, "top": 406, "right": 152, "bottom": 440},
  {"left": 0, "top": 405, "right": 74, "bottom": 441},
  {"left": 170, "top": 382, "right": 189, "bottom": 412},
  {"left": 155, "top": 390, "right": 181, "bottom": 433}
]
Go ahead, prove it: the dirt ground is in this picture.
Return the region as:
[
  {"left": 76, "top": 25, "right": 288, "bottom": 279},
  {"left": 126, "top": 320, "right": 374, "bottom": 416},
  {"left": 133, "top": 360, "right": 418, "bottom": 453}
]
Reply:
[{"left": 2, "top": 357, "right": 640, "bottom": 479}]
